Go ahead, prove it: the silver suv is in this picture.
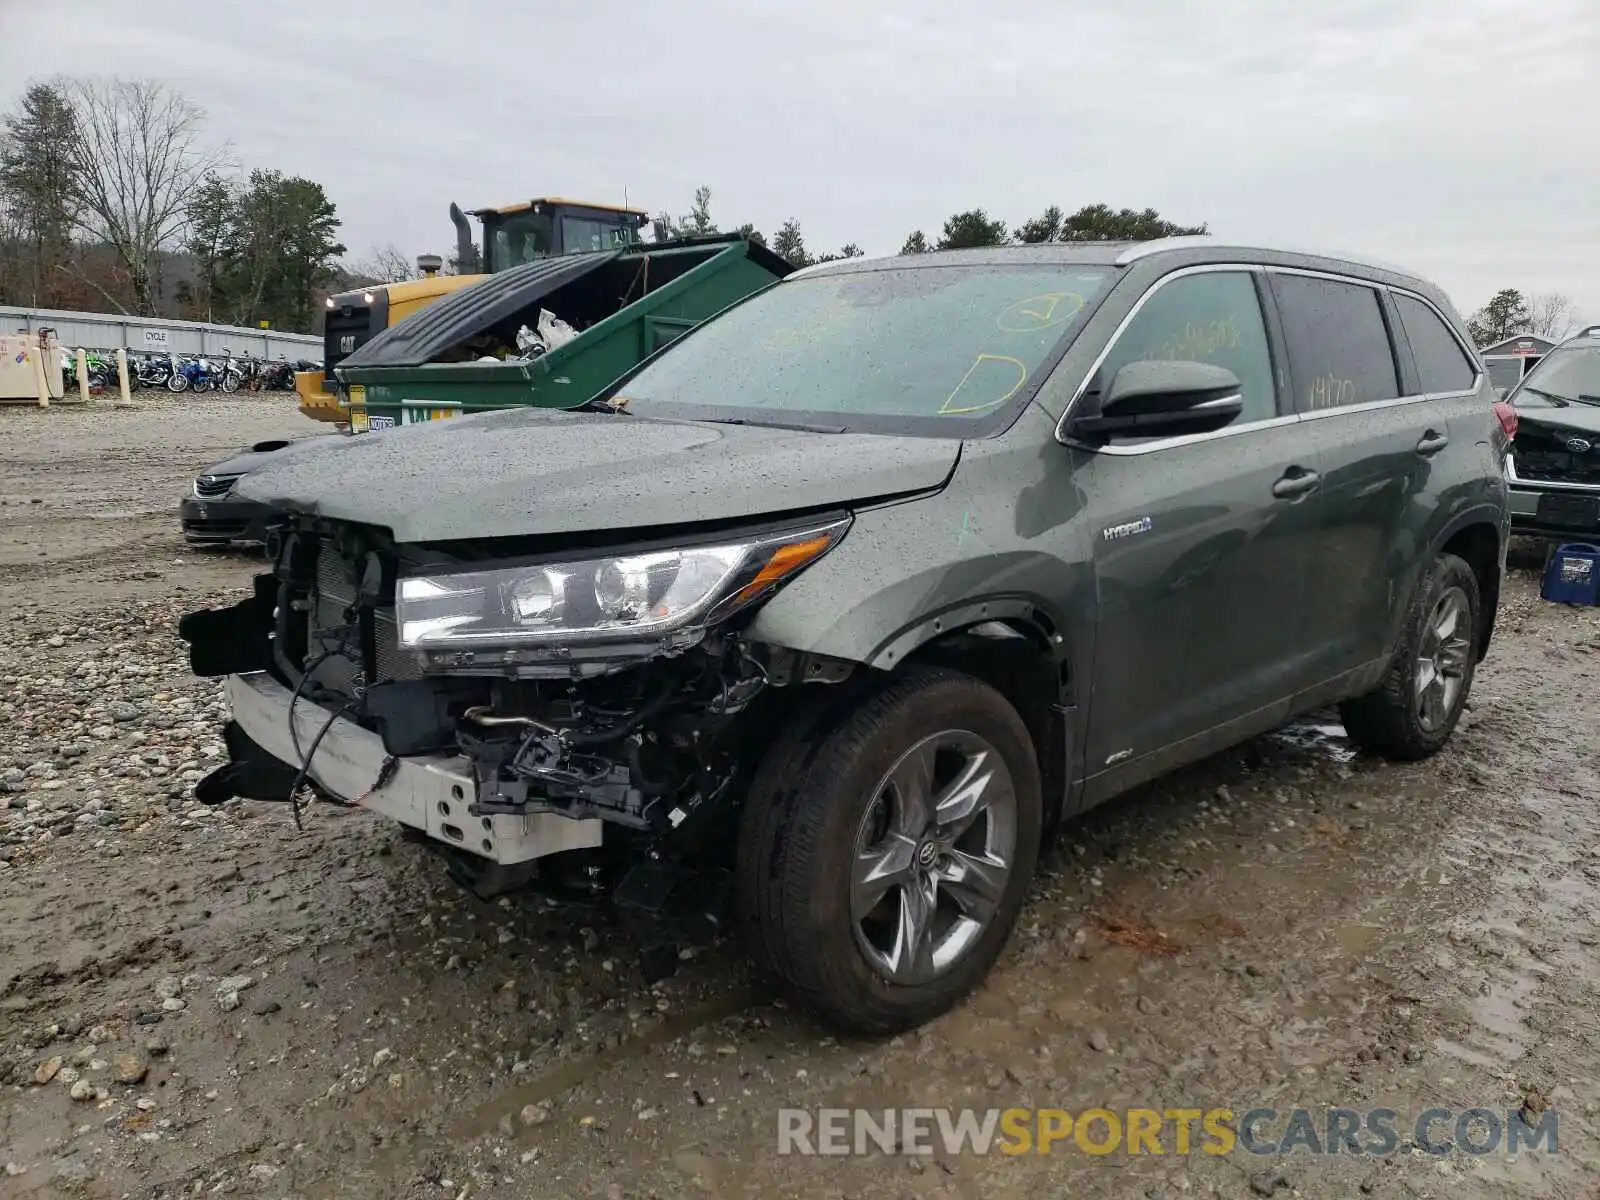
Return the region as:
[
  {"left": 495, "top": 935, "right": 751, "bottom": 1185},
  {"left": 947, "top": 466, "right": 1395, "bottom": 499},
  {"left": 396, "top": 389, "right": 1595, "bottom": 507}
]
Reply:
[{"left": 1504, "top": 324, "right": 1600, "bottom": 539}]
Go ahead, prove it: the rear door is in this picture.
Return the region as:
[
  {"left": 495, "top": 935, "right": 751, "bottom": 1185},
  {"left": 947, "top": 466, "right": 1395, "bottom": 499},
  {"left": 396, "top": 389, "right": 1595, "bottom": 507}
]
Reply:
[
  {"left": 1075, "top": 266, "right": 1323, "bottom": 778},
  {"left": 1268, "top": 270, "right": 1455, "bottom": 683}
]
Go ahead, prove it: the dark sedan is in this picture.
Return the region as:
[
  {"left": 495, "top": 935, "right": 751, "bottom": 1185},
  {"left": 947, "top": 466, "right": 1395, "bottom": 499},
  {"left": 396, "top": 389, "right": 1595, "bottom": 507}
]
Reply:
[{"left": 180, "top": 437, "right": 338, "bottom": 546}]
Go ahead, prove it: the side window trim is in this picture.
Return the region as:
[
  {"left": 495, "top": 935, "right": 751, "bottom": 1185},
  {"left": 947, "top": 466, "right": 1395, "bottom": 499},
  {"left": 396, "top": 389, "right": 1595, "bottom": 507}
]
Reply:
[
  {"left": 1054, "top": 262, "right": 1289, "bottom": 450},
  {"left": 1253, "top": 267, "right": 1295, "bottom": 416},
  {"left": 1379, "top": 288, "right": 1422, "bottom": 398},
  {"left": 1386, "top": 285, "right": 1485, "bottom": 398}
]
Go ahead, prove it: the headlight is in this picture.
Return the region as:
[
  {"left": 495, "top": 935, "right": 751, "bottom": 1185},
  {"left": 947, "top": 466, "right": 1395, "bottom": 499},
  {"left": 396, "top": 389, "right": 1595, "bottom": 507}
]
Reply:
[{"left": 396, "top": 517, "right": 849, "bottom": 652}]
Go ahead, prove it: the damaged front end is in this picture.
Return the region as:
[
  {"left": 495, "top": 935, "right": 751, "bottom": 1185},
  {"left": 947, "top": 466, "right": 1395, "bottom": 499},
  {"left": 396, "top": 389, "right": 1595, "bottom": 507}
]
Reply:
[{"left": 180, "top": 511, "right": 854, "bottom": 952}]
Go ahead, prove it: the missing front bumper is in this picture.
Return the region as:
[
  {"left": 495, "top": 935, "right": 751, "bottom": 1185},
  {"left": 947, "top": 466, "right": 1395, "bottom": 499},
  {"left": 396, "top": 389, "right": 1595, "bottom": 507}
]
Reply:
[{"left": 218, "top": 671, "right": 603, "bottom": 865}]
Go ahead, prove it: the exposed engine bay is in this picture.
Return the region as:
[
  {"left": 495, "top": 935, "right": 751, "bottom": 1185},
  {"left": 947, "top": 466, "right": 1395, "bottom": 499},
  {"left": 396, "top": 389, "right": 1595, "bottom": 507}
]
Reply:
[{"left": 180, "top": 512, "right": 858, "bottom": 928}]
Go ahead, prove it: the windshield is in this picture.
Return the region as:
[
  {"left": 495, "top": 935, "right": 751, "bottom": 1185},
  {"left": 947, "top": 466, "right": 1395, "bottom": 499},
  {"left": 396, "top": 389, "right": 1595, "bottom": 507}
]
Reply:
[
  {"left": 484, "top": 212, "right": 554, "bottom": 272},
  {"left": 1511, "top": 345, "right": 1600, "bottom": 408},
  {"left": 611, "top": 264, "right": 1116, "bottom": 436}
]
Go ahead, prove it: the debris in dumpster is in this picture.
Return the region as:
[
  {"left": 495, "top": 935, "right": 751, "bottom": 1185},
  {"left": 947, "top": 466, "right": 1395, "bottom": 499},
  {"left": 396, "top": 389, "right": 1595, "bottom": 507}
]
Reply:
[
  {"left": 514, "top": 324, "right": 547, "bottom": 360},
  {"left": 536, "top": 308, "right": 577, "bottom": 352}
]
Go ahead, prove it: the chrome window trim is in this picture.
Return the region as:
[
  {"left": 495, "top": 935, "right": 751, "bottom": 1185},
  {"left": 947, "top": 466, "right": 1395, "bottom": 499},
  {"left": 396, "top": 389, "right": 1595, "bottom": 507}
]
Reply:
[
  {"left": 1265, "top": 265, "right": 1488, "bottom": 406},
  {"left": 1088, "top": 412, "right": 1300, "bottom": 456},
  {"left": 1505, "top": 454, "right": 1600, "bottom": 494},
  {"left": 1054, "top": 261, "right": 1487, "bottom": 453},
  {"left": 1298, "top": 392, "right": 1439, "bottom": 421}
]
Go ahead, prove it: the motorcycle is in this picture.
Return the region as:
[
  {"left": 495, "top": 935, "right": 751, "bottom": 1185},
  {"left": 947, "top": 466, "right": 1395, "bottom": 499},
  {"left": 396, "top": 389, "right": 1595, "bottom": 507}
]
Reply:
[
  {"left": 216, "top": 350, "right": 244, "bottom": 394},
  {"left": 136, "top": 354, "right": 175, "bottom": 389},
  {"left": 258, "top": 357, "right": 297, "bottom": 391},
  {"left": 169, "top": 355, "right": 217, "bottom": 393}
]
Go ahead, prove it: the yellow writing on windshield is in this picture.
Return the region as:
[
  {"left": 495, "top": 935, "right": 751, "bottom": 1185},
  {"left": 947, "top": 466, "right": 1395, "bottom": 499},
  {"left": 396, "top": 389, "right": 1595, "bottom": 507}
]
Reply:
[
  {"left": 997, "top": 292, "right": 1086, "bottom": 333},
  {"left": 940, "top": 354, "right": 1029, "bottom": 414}
]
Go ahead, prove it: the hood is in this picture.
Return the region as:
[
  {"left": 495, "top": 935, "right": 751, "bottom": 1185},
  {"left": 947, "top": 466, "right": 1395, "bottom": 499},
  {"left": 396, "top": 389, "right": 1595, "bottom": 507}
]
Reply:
[
  {"left": 1513, "top": 403, "right": 1600, "bottom": 440},
  {"left": 198, "top": 434, "right": 344, "bottom": 480},
  {"left": 236, "top": 408, "right": 961, "bottom": 542}
]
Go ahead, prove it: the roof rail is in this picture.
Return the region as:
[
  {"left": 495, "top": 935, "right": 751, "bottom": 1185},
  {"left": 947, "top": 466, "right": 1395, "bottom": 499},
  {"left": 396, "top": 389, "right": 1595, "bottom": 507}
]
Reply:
[{"left": 1113, "top": 236, "right": 1420, "bottom": 278}]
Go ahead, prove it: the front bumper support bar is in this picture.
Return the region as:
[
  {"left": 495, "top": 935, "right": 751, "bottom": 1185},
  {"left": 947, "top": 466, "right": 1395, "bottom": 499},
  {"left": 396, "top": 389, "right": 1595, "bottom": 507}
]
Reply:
[{"left": 216, "top": 671, "right": 603, "bottom": 865}]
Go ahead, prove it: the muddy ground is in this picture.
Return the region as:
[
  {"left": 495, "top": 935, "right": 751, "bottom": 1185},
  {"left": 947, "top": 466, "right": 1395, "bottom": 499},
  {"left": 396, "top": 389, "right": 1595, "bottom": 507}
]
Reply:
[{"left": 1, "top": 395, "right": 1598, "bottom": 1200}]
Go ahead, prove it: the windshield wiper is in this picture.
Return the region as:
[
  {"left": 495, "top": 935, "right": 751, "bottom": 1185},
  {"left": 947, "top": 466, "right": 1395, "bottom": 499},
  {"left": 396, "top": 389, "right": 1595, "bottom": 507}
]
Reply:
[
  {"left": 1517, "top": 386, "right": 1575, "bottom": 406},
  {"left": 693, "top": 416, "right": 847, "bottom": 434}
]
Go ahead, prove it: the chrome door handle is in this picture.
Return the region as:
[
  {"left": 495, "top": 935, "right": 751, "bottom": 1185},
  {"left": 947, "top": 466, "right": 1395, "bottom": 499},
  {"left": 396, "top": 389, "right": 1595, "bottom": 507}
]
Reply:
[
  {"left": 1416, "top": 430, "right": 1450, "bottom": 457},
  {"left": 1272, "top": 468, "right": 1321, "bottom": 499}
]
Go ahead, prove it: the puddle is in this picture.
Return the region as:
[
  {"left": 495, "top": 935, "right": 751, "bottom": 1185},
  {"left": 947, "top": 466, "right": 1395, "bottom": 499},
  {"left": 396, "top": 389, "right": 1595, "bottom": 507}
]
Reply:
[{"left": 1433, "top": 968, "right": 1540, "bottom": 1067}]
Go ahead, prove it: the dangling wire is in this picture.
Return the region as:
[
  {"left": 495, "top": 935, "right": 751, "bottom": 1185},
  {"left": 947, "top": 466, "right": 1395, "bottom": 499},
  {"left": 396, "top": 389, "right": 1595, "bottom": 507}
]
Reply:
[{"left": 288, "top": 700, "right": 355, "bottom": 831}]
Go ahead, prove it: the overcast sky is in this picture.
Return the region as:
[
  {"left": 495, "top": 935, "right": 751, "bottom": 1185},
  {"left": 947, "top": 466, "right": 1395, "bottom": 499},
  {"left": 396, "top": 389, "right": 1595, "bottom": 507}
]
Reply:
[{"left": 4, "top": 0, "right": 1596, "bottom": 323}]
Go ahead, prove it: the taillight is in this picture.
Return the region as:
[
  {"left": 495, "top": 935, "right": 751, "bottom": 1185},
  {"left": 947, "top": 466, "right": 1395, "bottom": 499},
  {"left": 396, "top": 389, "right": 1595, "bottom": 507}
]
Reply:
[{"left": 1493, "top": 400, "right": 1517, "bottom": 440}]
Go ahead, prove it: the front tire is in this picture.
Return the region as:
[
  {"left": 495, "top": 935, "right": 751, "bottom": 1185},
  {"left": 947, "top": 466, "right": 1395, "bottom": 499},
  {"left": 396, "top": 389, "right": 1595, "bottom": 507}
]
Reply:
[
  {"left": 1340, "top": 552, "right": 1480, "bottom": 760},
  {"left": 738, "top": 667, "right": 1043, "bottom": 1034}
]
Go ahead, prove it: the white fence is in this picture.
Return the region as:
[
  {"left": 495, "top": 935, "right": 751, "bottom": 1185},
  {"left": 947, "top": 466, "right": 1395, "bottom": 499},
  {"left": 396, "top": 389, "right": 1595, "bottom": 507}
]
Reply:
[{"left": 0, "top": 305, "right": 321, "bottom": 360}]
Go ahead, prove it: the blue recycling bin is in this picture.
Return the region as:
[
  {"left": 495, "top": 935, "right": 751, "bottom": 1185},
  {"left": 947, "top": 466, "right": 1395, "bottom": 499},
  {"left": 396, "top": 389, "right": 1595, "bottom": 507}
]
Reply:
[{"left": 1541, "top": 543, "right": 1600, "bottom": 606}]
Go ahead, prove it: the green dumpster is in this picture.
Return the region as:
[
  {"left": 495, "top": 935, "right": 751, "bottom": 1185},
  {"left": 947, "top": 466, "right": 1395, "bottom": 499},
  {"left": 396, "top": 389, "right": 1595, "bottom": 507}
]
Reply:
[{"left": 335, "top": 235, "right": 792, "bottom": 431}]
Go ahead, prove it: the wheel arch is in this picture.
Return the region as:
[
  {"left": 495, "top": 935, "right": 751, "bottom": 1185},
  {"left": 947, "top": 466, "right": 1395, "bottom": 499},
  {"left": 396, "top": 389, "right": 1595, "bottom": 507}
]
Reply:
[
  {"left": 891, "top": 610, "right": 1078, "bottom": 842},
  {"left": 1431, "top": 507, "right": 1505, "bottom": 662},
  {"left": 748, "top": 600, "right": 1081, "bottom": 840}
]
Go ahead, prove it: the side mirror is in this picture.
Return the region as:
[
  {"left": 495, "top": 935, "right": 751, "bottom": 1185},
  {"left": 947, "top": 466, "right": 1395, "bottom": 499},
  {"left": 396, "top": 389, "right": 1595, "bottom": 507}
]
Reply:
[{"left": 1068, "top": 360, "right": 1245, "bottom": 442}]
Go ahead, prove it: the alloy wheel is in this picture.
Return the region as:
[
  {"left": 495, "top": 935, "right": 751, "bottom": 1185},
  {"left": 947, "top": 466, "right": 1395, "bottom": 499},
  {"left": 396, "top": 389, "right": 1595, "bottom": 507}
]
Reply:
[
  {"left": 850, "top": 730, "right": 1017, "bottom": 985},
  {"left": 1415, "top": 585, "right": 1471, "bottom": 733}
]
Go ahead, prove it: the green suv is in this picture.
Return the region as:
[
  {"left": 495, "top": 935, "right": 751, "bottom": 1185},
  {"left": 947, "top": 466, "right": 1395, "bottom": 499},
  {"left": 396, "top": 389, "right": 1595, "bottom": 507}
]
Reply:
[{"left": 180, "top": 239, "right": 1510, "bottom": 1034}]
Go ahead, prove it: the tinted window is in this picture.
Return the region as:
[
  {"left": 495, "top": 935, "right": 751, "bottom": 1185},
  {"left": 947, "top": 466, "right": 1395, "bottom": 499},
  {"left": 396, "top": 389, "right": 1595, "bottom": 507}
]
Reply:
[
  {"left": 1095, "top": 271, "right": 1278, "bottom": 423},
  {"left": 1273, "top": 274, "right": 1399, "bottom": 411},
  {"left": 1394, "top": 294, "right": 1476, "bottom": 393},
  {"left": 614, "top": 265, "right": 1116, "bottom": 436}
]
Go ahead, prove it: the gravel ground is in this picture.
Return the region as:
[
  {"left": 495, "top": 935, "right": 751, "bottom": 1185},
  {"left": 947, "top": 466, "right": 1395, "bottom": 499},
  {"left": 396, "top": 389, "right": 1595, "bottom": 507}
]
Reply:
[{"left": 1, "top": 397, "right": 1599, "bottom": 1199}]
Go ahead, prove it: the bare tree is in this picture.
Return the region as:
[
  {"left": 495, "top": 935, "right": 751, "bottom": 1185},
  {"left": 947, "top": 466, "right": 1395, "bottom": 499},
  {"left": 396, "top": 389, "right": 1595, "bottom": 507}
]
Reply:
[
  {"left": 58, "top": 77, "right": 228, "bottom": 315},
  {"left": 1526, "top": 292, "right": 1580, "bottom": 340},
  {"left": 345, "top": 243, "right": 414, "bottom": 285}
]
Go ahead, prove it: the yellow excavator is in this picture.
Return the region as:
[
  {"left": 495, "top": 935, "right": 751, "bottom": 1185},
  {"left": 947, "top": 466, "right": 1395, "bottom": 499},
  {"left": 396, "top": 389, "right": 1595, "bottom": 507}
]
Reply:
[{"left": 296, "top": 197, "right": 650, "bottom": 422}]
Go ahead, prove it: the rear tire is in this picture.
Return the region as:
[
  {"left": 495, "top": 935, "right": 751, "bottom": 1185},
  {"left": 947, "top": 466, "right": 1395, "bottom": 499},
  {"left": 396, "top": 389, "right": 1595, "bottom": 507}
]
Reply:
[
  {"left": 737, "top": 667, "right": 1042, "bottom": 1034},
  {"left": 1339, "top": 552, "right": 1480, "bottom": 761}
]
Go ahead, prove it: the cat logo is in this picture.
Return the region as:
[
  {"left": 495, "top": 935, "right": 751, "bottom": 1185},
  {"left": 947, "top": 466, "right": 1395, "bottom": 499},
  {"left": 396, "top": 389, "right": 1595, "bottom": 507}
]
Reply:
[{"left": 338, "top": 335, "right": 356, "bottom": 354}]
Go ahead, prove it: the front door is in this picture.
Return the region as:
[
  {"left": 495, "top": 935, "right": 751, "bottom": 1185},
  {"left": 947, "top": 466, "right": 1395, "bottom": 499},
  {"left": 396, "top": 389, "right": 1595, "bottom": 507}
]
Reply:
[{"left": 1073, "top": 268, "right": 1322, "bottom": 777}]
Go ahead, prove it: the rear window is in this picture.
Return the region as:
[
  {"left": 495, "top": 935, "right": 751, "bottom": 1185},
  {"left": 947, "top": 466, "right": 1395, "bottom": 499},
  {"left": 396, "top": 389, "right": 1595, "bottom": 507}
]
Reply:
[
  {"left": 1511, "top": 345, "right": 1600, "bottom": 409},
  {"left": 1272, "top": 274, "right": 1400, "bottom": 412},
  {"left": 1393, "top": 294, "right": 1477, "bottom": 394},
  {"left": 612, "top": 264, "right": 1116, "bottom": 436}
]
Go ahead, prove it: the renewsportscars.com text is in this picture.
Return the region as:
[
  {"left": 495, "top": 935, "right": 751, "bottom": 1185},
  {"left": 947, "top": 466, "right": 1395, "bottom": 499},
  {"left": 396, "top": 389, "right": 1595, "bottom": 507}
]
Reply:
[{"left": 777, "top": 1106, "right": 1558, "bottom": 1157}]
